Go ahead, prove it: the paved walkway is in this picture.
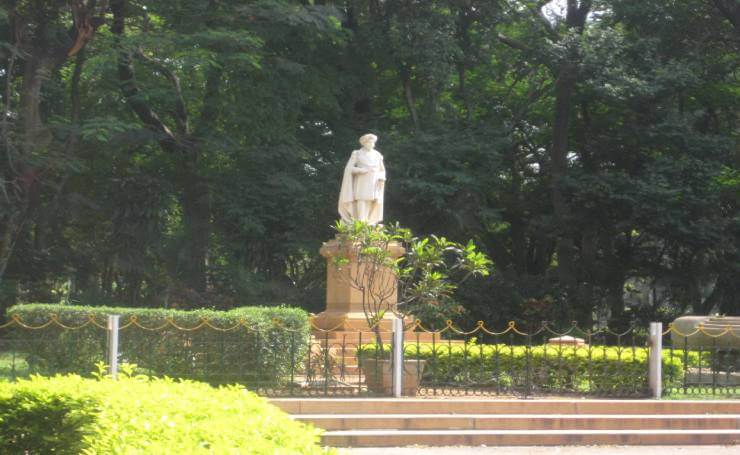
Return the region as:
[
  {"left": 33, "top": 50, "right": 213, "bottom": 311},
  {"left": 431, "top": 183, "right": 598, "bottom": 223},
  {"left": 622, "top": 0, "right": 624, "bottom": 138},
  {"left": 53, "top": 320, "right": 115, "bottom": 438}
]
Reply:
[{"left": 342, "top": 446, "right": 738, "bottom": 454}]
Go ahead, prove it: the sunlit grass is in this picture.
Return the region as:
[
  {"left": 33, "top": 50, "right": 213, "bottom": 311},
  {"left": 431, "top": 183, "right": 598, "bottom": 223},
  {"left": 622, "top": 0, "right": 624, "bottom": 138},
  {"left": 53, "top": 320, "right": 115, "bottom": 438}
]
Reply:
[{"left": 0, "top": 351, "right": 29, "bottom": 380}]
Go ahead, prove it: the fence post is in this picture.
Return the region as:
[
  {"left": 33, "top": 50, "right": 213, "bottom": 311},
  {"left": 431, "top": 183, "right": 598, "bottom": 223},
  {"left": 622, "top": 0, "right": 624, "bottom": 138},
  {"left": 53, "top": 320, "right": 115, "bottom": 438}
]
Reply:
[
  {"left": 107, "top": 315, "right": 120, "bottom": 379},
  {"left": 392, "top": 316, "right": 404, "bottom": 397},
  {"left": 648, "top": 322, "right": 662, "bottom": 399}
]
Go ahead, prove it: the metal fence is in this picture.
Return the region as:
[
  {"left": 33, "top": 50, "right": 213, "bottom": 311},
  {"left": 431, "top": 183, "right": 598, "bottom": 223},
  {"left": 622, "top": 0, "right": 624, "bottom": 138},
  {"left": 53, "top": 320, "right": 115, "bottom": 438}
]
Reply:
[
  {"left": 0, "top": 314, "right": 309, "bottom": 395},
  {"left": 661, "top": 323, "right": 739, "bottom": 397},
  {"left": 400, "top": 321, "right": 651, "bottom": 397},
  {"left": 0, "top": 315, "right": 737, "bottom": 398}
]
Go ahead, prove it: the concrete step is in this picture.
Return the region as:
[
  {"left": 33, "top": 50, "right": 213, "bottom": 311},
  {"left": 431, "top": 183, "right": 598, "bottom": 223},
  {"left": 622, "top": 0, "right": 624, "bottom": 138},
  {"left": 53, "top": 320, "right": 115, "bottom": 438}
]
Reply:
[
  {"left": 321, "top": 429, "right": 740, "bottom": 447},
  {"left": 270, "top": 398, "right": 740, "bottom": 415},
  {"left": 296, "top": 413, "right": 740, "bottom": 430}
]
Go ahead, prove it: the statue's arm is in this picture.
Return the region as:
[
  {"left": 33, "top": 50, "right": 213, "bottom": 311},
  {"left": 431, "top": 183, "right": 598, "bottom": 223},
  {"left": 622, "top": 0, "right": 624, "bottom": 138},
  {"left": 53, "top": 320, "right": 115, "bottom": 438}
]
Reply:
[
  {"left": 348, "top": 151, "right": 368, "bottom": 174},
  {"left": 377, "top": 155, "right": 386, "bottom": 181}
]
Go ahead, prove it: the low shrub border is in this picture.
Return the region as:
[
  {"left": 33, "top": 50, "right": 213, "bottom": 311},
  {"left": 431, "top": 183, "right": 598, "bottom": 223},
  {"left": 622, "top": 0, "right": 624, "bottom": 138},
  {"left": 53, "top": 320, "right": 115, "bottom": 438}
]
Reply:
[
  {"left": 0, "top": 372, "right": 329, "bottom": 454},
  {"left": 359, "top": 342, "right": 687, "bottom": 395},
  {"left": 5, "top": 304, "right": 309, "bottom": 387}
]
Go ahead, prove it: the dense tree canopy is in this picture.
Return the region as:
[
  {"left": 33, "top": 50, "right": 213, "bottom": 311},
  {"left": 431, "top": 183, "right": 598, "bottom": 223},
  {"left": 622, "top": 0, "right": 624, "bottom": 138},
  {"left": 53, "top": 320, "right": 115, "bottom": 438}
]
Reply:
[{"left": 1, "top": 0, "right": 738, "bottom": 327}]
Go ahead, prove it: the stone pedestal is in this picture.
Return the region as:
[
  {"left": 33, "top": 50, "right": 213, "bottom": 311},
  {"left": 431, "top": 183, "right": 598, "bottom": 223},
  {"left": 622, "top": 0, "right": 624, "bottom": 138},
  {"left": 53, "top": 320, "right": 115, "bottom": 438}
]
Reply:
[
  {"left": 311, "top": 235, "right": 406, "bottom": 332},
  {"left": 547, "top": 336, "right": 587, "bottom": 347},
  {"left": 671, "top": 315, "right": 740, "bottom": 349}
]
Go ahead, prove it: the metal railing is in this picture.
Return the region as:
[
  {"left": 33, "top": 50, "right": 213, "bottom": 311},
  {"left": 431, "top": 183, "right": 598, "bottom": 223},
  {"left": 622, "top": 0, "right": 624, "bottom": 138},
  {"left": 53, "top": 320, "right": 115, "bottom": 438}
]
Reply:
[
  {"left": 389, "top": 320, "right": 651, "bottom": 398},
  {"left": 661, "top": 322, "right": 739, "bottom": 397},
  {"left": 1, "top": 315, "right": 737, "bottom": 398}
]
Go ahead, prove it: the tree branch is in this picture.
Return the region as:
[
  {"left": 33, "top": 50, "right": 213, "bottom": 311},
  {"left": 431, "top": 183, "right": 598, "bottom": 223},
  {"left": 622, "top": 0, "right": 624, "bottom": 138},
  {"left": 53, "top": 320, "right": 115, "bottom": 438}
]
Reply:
[
  {"left": 110, "top": 0, "right": 178, "bottom": 152},
  {"left": 497, "top": 32, "right": 529, "bottom": 52},
  {"left": 566, "top": 0, "right": 591, "bottom": 29},
  {"left": 194, "top": 66, "right": 223, "bottom": 138},
  {"left": 528, "top": 3, "right": 560, "bottom": 42},
  {"left": 135, "top": 48, "right": 190, "bottom": 136},
  {"left": 2, "top": 34, "right": 19, "bottom": 178}
]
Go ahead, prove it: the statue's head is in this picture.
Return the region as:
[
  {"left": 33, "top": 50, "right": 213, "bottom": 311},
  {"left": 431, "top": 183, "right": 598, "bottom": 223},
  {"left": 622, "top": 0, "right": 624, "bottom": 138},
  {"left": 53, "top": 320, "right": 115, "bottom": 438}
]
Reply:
[{"left": 359, "top": 134, "right": 378, "bottom": 148}]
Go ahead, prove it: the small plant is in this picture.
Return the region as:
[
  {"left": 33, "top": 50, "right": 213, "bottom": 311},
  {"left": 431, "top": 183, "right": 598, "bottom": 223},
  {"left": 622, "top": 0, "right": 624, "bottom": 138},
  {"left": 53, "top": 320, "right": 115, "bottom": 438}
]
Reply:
[{"left": 332, "top": 220, "right": 491, "bottom": 352}]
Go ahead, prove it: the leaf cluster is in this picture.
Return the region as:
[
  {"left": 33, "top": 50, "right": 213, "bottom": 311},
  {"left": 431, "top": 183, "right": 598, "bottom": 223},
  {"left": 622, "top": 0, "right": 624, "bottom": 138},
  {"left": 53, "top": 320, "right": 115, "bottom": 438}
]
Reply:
[
  {"left": 332, "top": 220, "right": 491, "bottom": 325},
  {"left": 0, "top": 373, "right": 329, "bottom": 454},
  {"left": 359, "top": 341, "right": 691, "bottom": 395}
]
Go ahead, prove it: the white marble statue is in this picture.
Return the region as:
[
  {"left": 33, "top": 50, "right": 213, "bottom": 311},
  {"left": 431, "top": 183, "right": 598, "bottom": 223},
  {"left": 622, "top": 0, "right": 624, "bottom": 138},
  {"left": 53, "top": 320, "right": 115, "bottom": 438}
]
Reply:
[{"left": 338, "top": 134, "right": 386, "bottom": 224}]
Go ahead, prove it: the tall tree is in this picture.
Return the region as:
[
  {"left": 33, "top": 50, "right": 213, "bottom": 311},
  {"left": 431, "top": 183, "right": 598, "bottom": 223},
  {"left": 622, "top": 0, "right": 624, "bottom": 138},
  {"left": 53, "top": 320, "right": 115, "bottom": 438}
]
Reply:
[{"left": 1, "top": 0, "right": 103, "bottom": 290}]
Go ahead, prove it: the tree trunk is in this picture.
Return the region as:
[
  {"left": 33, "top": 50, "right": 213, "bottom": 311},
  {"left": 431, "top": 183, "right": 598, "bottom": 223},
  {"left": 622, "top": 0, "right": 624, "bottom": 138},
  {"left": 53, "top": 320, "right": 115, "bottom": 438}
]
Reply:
[
  {"left": 0, "top": 50, "right": 52, "bottom": 289},
  {"left": 549, "top": 1, "right": 591, "bottom": 306},
  {"left": 456, "top": 3, "right": 474, "bottom": 124},
  {"left": 112, "top": 0, "right": 212, "bottom": 294},
  {"left": 0, "top": 1, "right": 99, "bottom": 288},
  {"left": 700, "top": 270, "right": 740, "bottom": 314},
  {"left": 606, "top": 274, "right": 627, "bottom": 329},
  {"left": 550, "top": 61, "right": 578, "bottom": 290},
  {"left": 179, "top": 161, "right": 211, "bottom": 293},
  {"left": 400, "top": 65, "right": 420, "bottom": 130}
]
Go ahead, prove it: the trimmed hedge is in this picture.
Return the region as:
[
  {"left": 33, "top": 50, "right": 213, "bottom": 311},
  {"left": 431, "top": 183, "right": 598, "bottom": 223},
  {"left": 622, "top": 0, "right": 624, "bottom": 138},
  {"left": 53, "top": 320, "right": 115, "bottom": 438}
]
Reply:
[
  {"left": 0, "top": 373, "right": 329, "bottom": 454},
  {"left": 5, "top": 304, "right": 309, "bottom": 387},
  {"left": 359, "top": 342, "right": 686, "bottom": 395}
]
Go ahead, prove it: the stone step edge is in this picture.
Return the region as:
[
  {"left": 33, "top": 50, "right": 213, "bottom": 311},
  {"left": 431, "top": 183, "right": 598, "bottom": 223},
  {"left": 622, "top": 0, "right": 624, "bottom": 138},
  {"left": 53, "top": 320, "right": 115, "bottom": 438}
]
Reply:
[
  {"left": 296, "top": 413, "right": 740, "bottom": 419},
  {"left": 271, "top": 399, "right": 740, "bottom": 415},
  {"left": 270, "top": 398, "right": 740, "bottom": 406},
  {"left": 323, "top": 429, "right": 740, "bottom": 436},
  {"left": 270, "top": 398, "right": 739, "bottom": 402},
  {"left": 321, "top": 429, "right": 740, "bottom": 445}
]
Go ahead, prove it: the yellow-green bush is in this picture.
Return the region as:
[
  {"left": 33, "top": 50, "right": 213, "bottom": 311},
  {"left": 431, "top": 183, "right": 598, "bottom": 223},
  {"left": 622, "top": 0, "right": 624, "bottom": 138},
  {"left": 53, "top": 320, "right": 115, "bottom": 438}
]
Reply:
[
  {"left": 359, "top": 342, "right": 685, "bottom": 395},
  {"left": 0, "top": 371, "right": 329, "bottom": 454},
  {"left": 6, "top": 304, "right": 309, "bottom": 387}
]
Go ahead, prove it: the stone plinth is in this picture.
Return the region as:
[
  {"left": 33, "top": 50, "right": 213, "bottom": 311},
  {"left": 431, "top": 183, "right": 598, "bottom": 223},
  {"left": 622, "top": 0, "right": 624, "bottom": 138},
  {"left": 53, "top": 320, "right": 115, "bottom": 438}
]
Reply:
[
  {"left": 547, "top": 336, "right": 587, "bottom": 347},
  {"left": 671, "top": 316, "right": 740, "bottom": 349},
  {"left": 312, "top": 235, "right": 406, "bottom": 332}
]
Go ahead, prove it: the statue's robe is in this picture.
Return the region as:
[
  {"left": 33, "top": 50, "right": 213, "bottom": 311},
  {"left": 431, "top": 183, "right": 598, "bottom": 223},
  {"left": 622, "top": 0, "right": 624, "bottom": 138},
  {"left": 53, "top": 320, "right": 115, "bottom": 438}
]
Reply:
[{"left": 338, "top": 148, "right": 385, "bottom": 224}]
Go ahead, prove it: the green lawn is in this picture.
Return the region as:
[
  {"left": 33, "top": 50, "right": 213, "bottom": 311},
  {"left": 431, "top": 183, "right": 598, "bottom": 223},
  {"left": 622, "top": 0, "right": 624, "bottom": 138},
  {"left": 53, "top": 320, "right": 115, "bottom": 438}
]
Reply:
[
  {"left": 663, "top": 390, "right": 739, "bottom": 400},
  {"left": 0, "top": 351, "right": 29, "bottom": 380}
]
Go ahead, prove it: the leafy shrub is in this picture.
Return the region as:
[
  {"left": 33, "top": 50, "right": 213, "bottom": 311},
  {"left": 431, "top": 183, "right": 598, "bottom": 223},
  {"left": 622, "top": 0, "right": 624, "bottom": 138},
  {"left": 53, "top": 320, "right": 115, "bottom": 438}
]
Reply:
[
  {"left": 0, "top": 372, "right": 329, "bottom": 454},
  {"left": 359, "top": 342, "right": 685, "bottom": 395},
  {"left": 5, "top": 304, "right": 309, "bottom": 388}
]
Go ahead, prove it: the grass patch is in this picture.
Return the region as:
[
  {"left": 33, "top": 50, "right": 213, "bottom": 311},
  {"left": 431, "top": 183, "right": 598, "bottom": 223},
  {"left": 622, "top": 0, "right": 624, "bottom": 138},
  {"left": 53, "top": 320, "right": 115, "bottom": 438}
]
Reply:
[
  {"left": 663, "top": 390, "right": 739, "bottom": 400},
  {"left": 0, "top": 351, "right": 29, "bottom": 380}
]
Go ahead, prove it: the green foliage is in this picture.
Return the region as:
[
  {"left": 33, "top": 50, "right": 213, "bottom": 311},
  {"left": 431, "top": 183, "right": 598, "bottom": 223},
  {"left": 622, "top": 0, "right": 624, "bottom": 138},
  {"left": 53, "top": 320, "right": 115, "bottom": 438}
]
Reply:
[
  {"left": 0, "top": 373, "right": 329, "bottom": 454},
  {"left": 333, "top": 220, "right": 490, "bottom": 328},
  {"left": 359, "top": 342, "right": 686, "bottom": 395},
  {"left": 0, "top": 378, "right": 98, "bottom": 454},
  {"left": 1, "top": 0, "right": 737, "bottom": 327},
  {"left": 5, "top": 304, "right": 309, "bottom": 387}
]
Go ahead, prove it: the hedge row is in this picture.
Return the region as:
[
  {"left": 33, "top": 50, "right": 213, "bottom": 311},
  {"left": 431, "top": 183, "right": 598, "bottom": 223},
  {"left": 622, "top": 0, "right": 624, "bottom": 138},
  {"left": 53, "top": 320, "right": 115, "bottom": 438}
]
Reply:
[
  {"left": 4, "top": 304, "right": 310, "bottom": 387},
  {"left": 359, "top": 342, "right": 687, "bottom": 395},
  {"left": 0, "top": 373, "right": 329, "bottom": 454}
]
